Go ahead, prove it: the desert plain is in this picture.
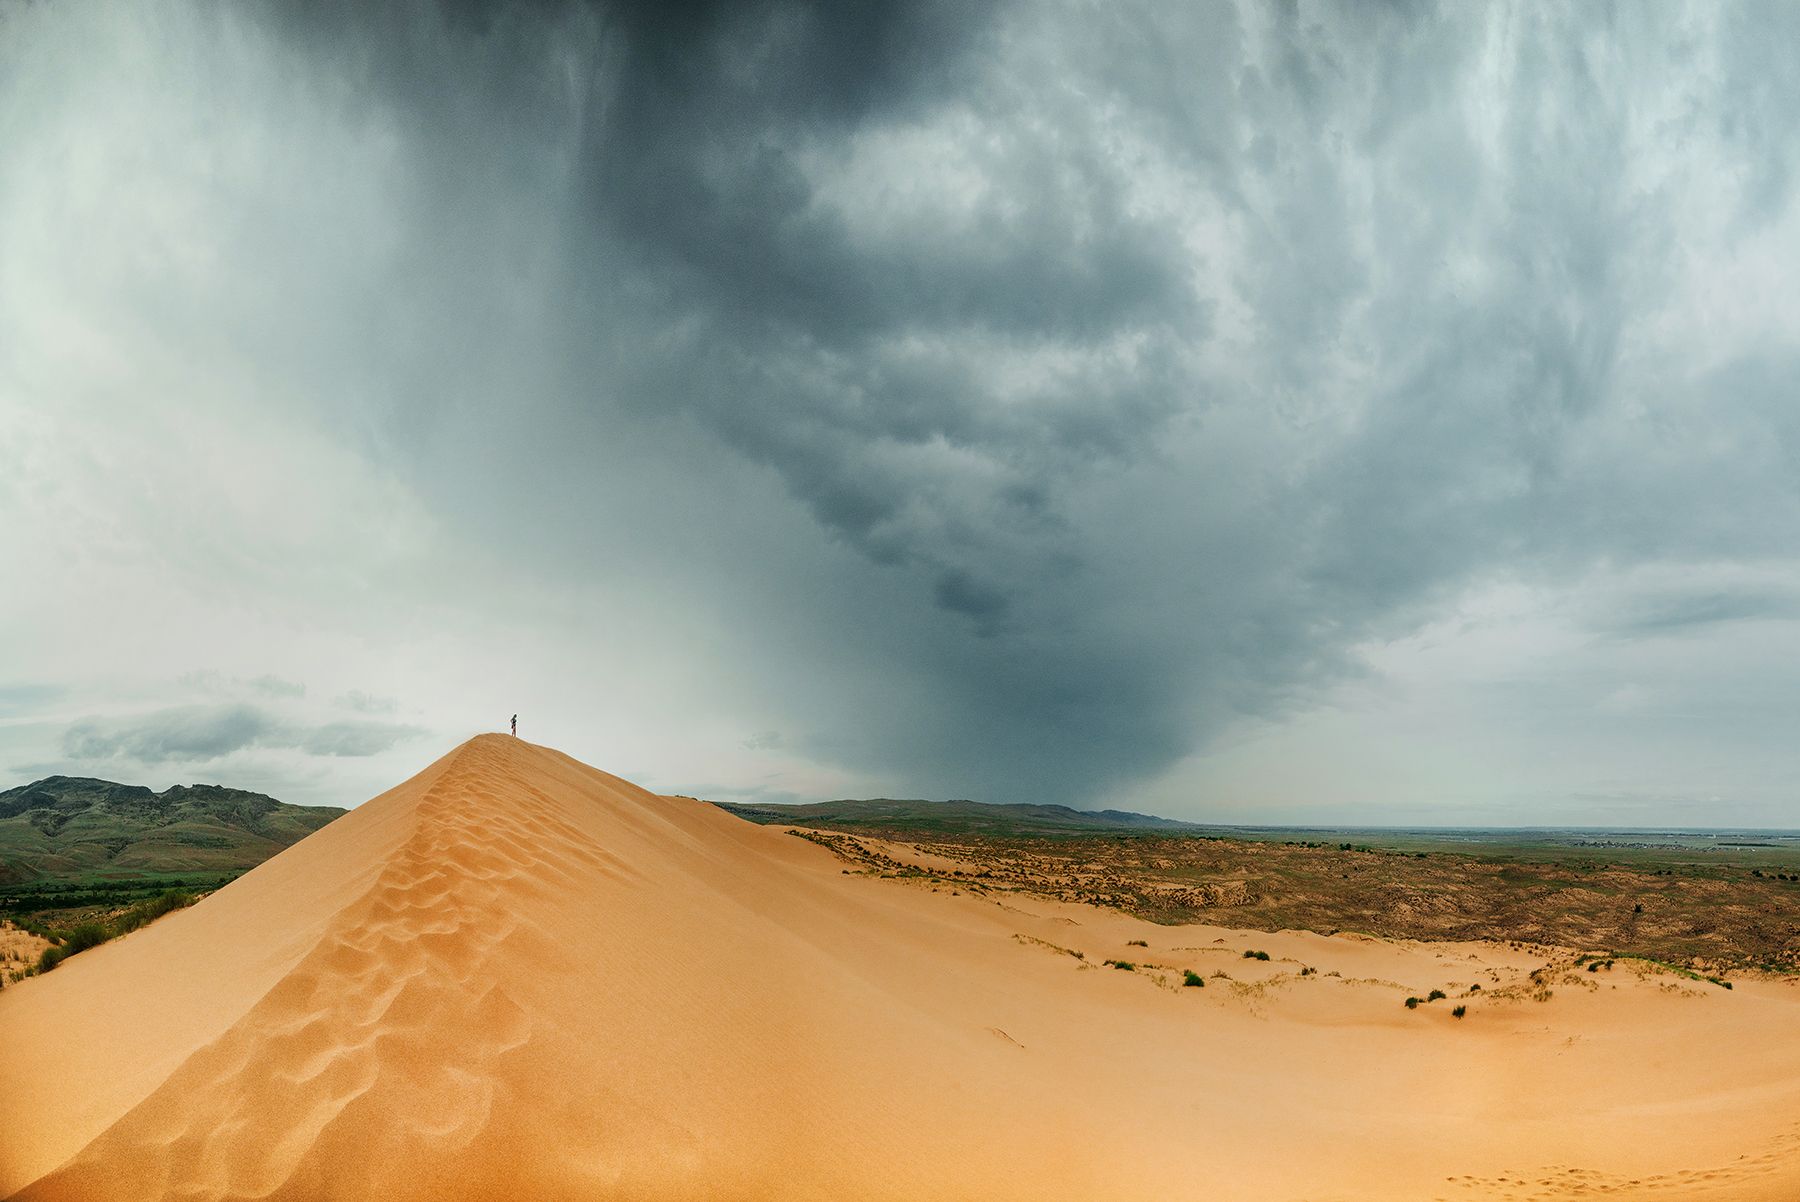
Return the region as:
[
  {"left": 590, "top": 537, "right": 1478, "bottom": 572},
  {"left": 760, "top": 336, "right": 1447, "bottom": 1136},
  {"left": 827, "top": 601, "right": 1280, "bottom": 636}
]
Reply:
[{"left": 3, "top": 734, "right": 1799, "bottom": 1201}]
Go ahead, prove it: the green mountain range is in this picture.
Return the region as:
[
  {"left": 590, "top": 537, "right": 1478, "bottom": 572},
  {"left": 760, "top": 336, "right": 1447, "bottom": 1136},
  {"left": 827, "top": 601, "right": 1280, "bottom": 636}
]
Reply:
[{"left": 0, "top": 776, "right": 344, "bottom": 886}]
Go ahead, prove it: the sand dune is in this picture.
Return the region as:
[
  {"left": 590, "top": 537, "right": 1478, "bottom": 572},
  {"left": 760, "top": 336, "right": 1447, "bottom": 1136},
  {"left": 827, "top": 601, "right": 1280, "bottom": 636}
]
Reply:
[{"left": 4, "top": 734, "right": 1800, "bottom": 1200}]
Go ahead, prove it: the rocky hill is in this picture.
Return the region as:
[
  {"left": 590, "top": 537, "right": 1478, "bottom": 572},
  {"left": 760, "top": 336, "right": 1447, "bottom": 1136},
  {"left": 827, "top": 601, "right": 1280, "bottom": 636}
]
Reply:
[{"left": 0, "top": 776, "right": 343, "bottom": 885}]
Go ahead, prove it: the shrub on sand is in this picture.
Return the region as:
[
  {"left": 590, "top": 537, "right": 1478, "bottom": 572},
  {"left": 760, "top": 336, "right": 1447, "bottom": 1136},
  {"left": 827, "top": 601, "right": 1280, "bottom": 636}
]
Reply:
[
  {"left": 116, "top": 890, "right": 196, "bottom": 936},
  {"left": 1183, "top": 970, "right": 1205, "bottom": 988},
  {"left": 34, "top": 890, "right": 198, "bottom": 974},
  {"left": 38, "top": 922, "right": 109, "bottom": 973}
]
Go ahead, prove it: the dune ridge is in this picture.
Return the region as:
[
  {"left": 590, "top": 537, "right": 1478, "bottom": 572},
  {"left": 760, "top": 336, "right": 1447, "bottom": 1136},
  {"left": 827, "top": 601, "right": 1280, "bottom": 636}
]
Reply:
[
  {"left": 5, "top": 734, "right": 1800, "bottom": 1201},
  {"left": 19, "top": 741, "right": 610, "bottom": 1198}
]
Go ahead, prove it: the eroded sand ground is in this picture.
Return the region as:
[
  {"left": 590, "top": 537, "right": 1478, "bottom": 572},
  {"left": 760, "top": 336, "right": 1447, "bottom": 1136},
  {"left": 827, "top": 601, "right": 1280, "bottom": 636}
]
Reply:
[{"left": 0, "top": 921, "right": 49, "bottom": 986}]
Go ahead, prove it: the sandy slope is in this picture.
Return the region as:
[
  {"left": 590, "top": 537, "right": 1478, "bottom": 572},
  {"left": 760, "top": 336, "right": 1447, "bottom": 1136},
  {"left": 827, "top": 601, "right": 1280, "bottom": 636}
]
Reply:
[{"left": 3, "top": 735, "right": 1800, "bottom": 1201}]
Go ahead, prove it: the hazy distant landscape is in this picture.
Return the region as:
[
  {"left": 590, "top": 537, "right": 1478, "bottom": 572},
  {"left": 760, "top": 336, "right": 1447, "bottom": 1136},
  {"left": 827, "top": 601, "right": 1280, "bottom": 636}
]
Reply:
[
  {"left": 18, "top": 778, "right": 1800, "bottom": 982},
  {"left": 726, "top": 797, "right": 1800, "bottom": 858},
  {"left": 720, "top": 799, "right": 1800, "bottom": 971}
]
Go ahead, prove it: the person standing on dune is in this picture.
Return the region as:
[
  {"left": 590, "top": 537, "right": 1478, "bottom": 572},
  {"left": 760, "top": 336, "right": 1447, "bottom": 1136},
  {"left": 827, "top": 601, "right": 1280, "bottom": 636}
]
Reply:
[{"left": 510, "top": 714, "right": 517, "bottom": 737}]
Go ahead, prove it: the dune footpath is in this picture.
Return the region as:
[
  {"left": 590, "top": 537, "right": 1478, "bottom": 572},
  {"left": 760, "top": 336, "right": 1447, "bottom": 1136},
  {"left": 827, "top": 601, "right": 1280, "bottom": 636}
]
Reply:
[{"left": 4, "top": 734, "right": 1800, "bottom": 1200}]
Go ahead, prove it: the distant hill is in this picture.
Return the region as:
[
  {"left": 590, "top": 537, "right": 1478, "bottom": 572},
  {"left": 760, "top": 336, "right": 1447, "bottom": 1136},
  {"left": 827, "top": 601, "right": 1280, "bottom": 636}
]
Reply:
[
  {"left": 714, "top": 797, "right": 1203, "bottom": 836},
  {"left": 0, "top": 776, "right": 344, "bottom": 886}
]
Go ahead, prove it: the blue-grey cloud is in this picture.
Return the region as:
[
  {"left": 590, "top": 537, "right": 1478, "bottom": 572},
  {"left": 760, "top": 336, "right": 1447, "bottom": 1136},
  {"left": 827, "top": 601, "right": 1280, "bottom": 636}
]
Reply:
[
  {"left": 61, "top": 705, "right": 422, "bottom": 765},
  {"left": 1597, "top": 583, "right": 1800, "bottom": 639},
  {"left": 63, "top": 705, "right": 276, "bottom": 763},
  {"left": 11, "top": 1, "right": 1800, "bottom": 817},
  {"left": 245, "top": 674, "right": 306, "bottom": 699},
  {"left": 299, "top": 721, "right": 422, "bottom": 758},
  {"left": 0, "top": 684, "right": 63, "bottom": 717},
  {"left": 333, "top": 691, "right": 399, "bottom": 715}
]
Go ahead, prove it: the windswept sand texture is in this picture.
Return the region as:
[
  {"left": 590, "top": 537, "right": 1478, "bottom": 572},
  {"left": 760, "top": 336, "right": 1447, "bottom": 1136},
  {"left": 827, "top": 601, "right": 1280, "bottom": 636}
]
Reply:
[{"left": 4, "top": 735, "right": 1800, "bottom": 1200}]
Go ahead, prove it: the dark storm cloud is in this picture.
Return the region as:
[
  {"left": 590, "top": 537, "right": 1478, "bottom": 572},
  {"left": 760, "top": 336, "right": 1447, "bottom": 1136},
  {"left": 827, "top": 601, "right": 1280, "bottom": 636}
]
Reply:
[
  {"left": 269, "top": 0, "right": 1196, "bottom": 563},
  {"left": 236, "top": 0, "right": 1217, "bottom": 801},
  {"left": 62, "top": 705, "right": 423, "bottom": 765},
  {"left": 147, "top": 0, "right": 1800, "bottom": 805},
  {"left": 581, "top": 0, "right": 1203, "bottom": 560}
]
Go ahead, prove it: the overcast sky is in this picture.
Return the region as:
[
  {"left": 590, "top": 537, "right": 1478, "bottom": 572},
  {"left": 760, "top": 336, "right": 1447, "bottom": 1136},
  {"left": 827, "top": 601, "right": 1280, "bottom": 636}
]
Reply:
[{"left": 7, "top": 1, "right": 1800, "bottom": 825}]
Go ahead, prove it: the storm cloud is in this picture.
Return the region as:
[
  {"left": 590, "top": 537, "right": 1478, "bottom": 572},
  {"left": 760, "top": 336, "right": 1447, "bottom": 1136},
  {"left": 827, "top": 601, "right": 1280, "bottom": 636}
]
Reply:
[{"left": 8, "top": 1, "right": 1800, "bottom": 820}]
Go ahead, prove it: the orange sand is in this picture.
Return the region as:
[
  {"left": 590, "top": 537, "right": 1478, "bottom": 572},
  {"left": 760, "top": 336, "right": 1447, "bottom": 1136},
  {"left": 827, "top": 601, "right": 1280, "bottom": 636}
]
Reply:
[{"left": 3, "top": 734, "right": 1799, "bottom": 1200}]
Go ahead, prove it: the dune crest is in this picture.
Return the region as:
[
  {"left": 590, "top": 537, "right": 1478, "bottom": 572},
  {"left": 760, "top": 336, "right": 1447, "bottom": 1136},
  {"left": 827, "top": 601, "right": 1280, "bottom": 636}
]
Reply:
[{"left": 6, "top": 735, "right": 1800, "bottom": 1201}]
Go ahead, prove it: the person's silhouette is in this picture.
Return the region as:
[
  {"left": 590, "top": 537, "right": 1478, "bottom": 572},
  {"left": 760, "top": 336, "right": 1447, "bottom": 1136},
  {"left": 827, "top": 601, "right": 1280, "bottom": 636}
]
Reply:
[{"left": 510, "top": 714, "right": 517, "bottom": 737}]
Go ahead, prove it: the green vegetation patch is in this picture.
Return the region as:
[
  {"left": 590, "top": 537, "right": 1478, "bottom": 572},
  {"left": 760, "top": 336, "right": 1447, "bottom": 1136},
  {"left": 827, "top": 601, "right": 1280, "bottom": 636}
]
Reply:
[{"left": 34, "top": 888, "right": 200, "bottom": 973}]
